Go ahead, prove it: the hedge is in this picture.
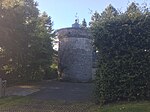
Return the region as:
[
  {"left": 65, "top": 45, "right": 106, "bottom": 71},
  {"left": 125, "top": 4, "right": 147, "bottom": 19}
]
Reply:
[{"left": 91, "top": 11, "right": 150, "bottom": 104}]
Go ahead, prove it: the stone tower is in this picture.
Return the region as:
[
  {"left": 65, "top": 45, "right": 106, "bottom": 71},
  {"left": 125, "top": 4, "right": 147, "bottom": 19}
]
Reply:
[{"left": 56, "top": 20, "right": 92, "bottom": 82}]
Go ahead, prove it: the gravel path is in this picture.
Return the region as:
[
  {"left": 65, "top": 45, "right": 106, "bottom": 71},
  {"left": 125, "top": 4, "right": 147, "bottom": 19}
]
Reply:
[
  {"left": 3, "top": 80, "right": 96, "bottom": 112},
  {"left": 30, "top": 80, "right": 94, "bottom": 103},
  {"left": 6, "top": 80, "right": 94, "bottom": 102}
]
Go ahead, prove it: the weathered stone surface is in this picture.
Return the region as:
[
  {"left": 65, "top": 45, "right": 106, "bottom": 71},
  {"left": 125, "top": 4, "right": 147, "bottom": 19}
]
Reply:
[
  {"left": 57, "top": 28, "right": 92, "bottom": 82},
  {"left": 56, "top": 28, "right": 91, "bottom": 39}
]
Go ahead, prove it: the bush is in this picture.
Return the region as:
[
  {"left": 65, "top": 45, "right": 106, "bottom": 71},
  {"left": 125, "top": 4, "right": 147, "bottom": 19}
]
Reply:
[
  {"left": 43, "top": 68, "right": 58, "bottom": 80},
  {"left": 91, "top": 3, "right": 150, "bottom": 104}
]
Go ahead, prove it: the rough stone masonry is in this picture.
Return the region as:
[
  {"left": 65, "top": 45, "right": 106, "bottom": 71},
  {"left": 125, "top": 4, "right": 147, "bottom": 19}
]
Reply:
[{"left": 57, "top": 23, "right": 93, "bottom": 82}]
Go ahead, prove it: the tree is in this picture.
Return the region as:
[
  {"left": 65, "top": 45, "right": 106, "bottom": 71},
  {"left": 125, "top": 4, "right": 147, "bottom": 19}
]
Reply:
[
  {"left": 125, "top": 2, "right": 142, "bottom": 20},
  {"left": 101, "top": 4, "right": 118, "bottom": 20},
  {"left": 81, "top": 18, "right": 87, "bottom": 28},
  {"left": 0, "top": 0, "right": 54, "bottom": 83},
  {"left": 90, "top": 11, "right": 101, "bottom": 26},
  {"left": 27, "top": 12, "right": 54, "bottom": 81},
  {"left": 91, "top": 3, "right": 150, "bottom": 104},
  {"left": 90, "top": 4, "right": 118, "bottom": 27}
]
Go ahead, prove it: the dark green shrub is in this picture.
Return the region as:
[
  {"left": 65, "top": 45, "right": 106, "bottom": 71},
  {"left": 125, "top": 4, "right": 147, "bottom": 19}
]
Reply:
[
  {"left": 43, "top": 68, "right": 58, "bottom": 80},
  {"left": 91, "top": 3, "right": 150, "bottom": 104}
]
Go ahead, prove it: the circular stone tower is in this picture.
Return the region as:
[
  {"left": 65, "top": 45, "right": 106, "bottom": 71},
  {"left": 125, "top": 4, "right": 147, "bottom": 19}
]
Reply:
[{"left": 57, "top": 20, "right": 92, "bottom": 82}]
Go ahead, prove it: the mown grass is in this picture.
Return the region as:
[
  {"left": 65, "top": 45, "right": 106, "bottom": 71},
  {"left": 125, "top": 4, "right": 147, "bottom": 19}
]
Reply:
[
  {"left": 0, "top": 96, "right": 150, "bottom": 112},
  {"left": 0, "top": 96, "right": 70, "bottom": 106},
  {"left": 0, "top": 96, "right": 95, "bottom": 111},
  {"left": 0, "top": 96, "right": 32, "bottom": 107},
  {"left": 95, "top": 101, "right": 150, "bottom": 112}
]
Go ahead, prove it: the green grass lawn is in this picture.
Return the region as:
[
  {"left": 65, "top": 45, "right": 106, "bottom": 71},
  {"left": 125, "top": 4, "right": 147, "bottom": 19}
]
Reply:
[
  {"left": 0, "top": 96, "right": 150, "bottom": 112},
  {"left": 95, "top": 101, "right": 150, "bottom": 112},
  {"left": 0, "top": 96, "right": 71, "bottom": 107},
  {"left": 0, "top": 96, "right": 95, "bottom": 112},
  {"left": 0, "top": 96, "right": 34, "bottom": 107}
]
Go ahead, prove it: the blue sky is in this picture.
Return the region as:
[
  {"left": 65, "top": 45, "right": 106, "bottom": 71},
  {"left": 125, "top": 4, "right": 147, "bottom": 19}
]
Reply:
[{"left": 36, "top": 0, "right": 150, "bottom": 30}]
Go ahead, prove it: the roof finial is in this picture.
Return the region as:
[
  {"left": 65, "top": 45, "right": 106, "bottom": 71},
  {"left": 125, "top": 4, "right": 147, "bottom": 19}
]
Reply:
[
  {"left": 72, "top": 13, "right": 80, "bottom": 28},
  {"left": 75, "top": 13, "right": 79, "bottom": 23}
]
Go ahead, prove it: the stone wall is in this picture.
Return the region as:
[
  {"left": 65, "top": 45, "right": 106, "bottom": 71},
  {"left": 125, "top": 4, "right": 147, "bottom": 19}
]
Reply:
[{"left": 57, "top": 28, "right": 93, "bottom": 82}]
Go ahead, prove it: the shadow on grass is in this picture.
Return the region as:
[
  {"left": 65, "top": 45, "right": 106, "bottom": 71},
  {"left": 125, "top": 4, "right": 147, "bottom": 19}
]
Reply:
[{"left": 0, "top": 96, "right": 97, "bottom": 112}]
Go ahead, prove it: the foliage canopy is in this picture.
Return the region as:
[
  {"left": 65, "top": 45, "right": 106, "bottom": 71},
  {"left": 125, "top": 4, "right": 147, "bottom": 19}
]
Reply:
[
  {"left": 91, "top": 2, "right": 150, "bottom": 104},
  {"left": 0, "top": 0, "right": 54, "bottom": 83}
]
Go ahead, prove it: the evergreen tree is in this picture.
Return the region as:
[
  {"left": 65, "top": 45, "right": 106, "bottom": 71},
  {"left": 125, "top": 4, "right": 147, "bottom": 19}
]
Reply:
[
  {"left": 81, "top": 18, "right": 87, "bottom": 28},
  {"left": 90, "top": 4, "right": 118, "bottom": 26},
  {"left": 101, "top": 4, "right": 118, "bottom": 20},
  {"left": 0, "top": 0, "right": 54, "bottom": 82},
  {"left": 90, "top": 11, "right": 101, "bottom": 26},
  {"left": 125, "top": 2, "right": 142, "bottom": 18}
]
